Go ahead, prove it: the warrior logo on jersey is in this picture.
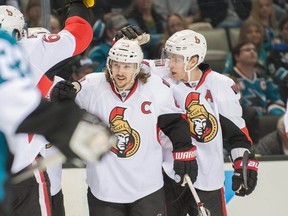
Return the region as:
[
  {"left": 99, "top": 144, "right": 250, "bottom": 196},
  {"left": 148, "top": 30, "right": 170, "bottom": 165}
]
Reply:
[
  {"left": 109, "top": 107, "right": 140, "bottom": 158},
  {"left": 185, "top": 92, "right": 218, "bottom": 142}
]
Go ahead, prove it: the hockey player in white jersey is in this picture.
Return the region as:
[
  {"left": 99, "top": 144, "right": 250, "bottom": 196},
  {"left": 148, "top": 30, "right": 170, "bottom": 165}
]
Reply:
[
  {"left": 0, "top": 29, "right": 114, "bottom": 215},
  {"left": 115, "top": 27, "right": 259, "bottom": 215},
  {"left": 0, "top": 1, "right": 95, "bottom": 215},
  {"left": 51, "top": 38, "right": 198, "bottom": 215}
]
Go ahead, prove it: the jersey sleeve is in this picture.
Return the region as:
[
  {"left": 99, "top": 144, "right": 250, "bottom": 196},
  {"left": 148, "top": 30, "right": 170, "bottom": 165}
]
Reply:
[
  {"left": 214, "top": 74, "right": 253, "bottom": 160},
  {"left": 20, "top": 2, "right": 93, "bottom": 81}
]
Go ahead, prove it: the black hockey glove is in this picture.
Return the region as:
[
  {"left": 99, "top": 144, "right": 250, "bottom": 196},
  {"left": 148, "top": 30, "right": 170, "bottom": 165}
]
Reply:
[
  {"left": 173, "top": 146, "right": 198, "bottom": 185},
  {"left": 232, "top": 154, "right": 259, "bottom": 196},
  {"left": 115, "top": 25, "right": 144, "bottom": 41},
  {"left": 51, "top": 80, "right": 81, "bottom": 102},
  {"left": 114, "top": 25, "right": 150, "bottom": 45}
]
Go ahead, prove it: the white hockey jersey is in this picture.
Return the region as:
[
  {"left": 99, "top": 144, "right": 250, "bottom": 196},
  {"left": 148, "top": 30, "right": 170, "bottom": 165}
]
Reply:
[
  {"left": 0, "top": 30, "right": 41, "bottom": 146},
  {"left": 76, "top": 73, "right": 184, "bottom": 203},
  {"left": 10, "top": 15, "right": 93, "bottom": 173},
  {"left": 146, "top": 60, "right": 252, "bottom": 191}
]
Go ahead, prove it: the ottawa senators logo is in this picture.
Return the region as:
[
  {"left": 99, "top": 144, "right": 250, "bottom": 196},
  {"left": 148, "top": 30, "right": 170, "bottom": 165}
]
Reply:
[
  {"left": 109, "top": 107, "right": 140, "bottom": 158},
  {"left": 185, "top": 92, "right": 218, "bottom": 142}
]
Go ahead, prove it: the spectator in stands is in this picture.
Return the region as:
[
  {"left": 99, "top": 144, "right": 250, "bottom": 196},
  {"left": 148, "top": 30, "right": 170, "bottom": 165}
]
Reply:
[
  {"left": 50, "top": 14, "right": 61, "bottom": 34},
  {"left": 223, "top": 19, "right": 267, "bottom": 76},
  {"left": 70, "top": 55, "right": 97, "bottom": 81},
  {"left": 249, "top": 0, "right": 278, "bottom": 51},
  {"left": 267, "top": 16, "right": 288, "bottom": 103},
  {"left": 125, "top": 0, "right": 165, "bottom": 58},
  {"left": 88, "top": 13, "right": 129, "bottom": 72},
  {"left": 229, "top": 41, "right": 285, "bottom": 117},
  {"left": 254, "top": 115, "right": 288, "bottom": 155},
  {"left": 91, "top": 0, "right": 132, "bottom": 20},
  {"left": 198, "top": 0, "right": 251, "bottom": 28},
  {"left": 0, "top": 0, "right": 20, "bottom": 9},
  {"left": 25, "top": 0, "right": 41, "bottom": 28},
  {"left": 153, "top": 13, "right": 187, "bottom": 58},
  {"left": 152, "top": 0, "right": 201, "bottom": 25}
]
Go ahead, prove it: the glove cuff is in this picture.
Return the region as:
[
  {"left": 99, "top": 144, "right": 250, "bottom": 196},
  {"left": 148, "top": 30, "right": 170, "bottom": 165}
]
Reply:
[
  {"left": 173, "top": 146, "right": 197, "bottom": 161},
  {"left": 233, "top": 158, "right": 259, "bottom": 172}
]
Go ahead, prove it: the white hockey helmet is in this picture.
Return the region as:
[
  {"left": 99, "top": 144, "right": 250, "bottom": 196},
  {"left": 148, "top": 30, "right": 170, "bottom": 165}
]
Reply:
[
  {"left": 107, "top": 38, "right": 143, "bottom": 74},
  {"left": 0, "top": 5, "right": 26, "bottom": 40},
  {"left": 164, "top": 29, "right": 207, "bottom": 69}
]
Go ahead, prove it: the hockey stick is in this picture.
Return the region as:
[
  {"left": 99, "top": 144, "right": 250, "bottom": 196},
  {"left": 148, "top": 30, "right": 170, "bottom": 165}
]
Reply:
[
  {"left": 183, "top": 174, "right": 211, "bottom": 216},
  {"left": 236, "top": 150, "right": 249, "bottom": 193},
  {"left": 242, "top": 150, "right": 249, "bottom": 190},
  {"left": 11, "top": 151, "right": 67, "bottom": 185}
]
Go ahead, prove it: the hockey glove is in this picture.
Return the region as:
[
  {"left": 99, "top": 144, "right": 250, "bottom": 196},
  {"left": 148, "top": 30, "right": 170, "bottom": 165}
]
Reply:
[
  {"left": 51, "top": 80, "right": 81, "bottom": 102},
  {"left": 232, "top": 154, "right": 259, "bottom": 196},
  {"left": 114, "top": 25, "right": 150, "bottom": 45},
  {"left": 69, "top": 112, "right": 117, "bottom": 162},
  {"left": 173, "top": 146, "right": 198, "bottom": 185}
]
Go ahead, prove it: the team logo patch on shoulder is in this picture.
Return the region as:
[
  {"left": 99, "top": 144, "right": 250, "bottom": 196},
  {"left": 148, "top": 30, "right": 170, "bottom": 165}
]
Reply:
[
  {"left": 231, "top": 83, "right": 239, "bottom": 94},
  {"left": 42, "top": 34, "right": 60, "bottom": 43}
]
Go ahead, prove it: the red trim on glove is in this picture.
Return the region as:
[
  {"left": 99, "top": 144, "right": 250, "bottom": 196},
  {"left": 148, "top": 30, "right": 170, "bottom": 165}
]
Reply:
[
  {"left": 173, "top": 146, "right": 197, "bottom": 161},
  {"left": 234, "top": 159, "right": 259, "bottom": 172}
]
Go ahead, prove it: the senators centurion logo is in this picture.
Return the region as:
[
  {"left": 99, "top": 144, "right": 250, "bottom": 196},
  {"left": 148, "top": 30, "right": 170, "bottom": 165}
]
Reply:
[
  {"left": 109, "top": 107, "right": 140, "bottom": 158},
  {"left": 185, "top": 92, "right": 218, "bottom": 142}
]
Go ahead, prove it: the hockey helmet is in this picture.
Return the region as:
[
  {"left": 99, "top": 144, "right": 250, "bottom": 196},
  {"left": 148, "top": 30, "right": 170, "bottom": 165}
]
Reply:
[
  {"left": 0, "top": 5, "right": 26, "bottom": 40},
  {"left": 107, "top": 38, "right": 143, "bottom": 74},
  {"left": 164, "top": 29, "right": 207, "bottom": 70}
]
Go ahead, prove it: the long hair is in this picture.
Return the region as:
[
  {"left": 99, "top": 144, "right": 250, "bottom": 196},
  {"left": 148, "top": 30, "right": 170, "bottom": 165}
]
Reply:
[
  {"left": 238, "top": 18, "right": 265, "bottom": 49},
  {"left": 250, "top": 0, "right": 277, "bottom": 30}
]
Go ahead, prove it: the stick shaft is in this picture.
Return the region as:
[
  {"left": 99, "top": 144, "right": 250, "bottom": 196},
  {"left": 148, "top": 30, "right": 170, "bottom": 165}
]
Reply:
[{"left": 184, "top": 174, "right": 208, "bottom": 216}]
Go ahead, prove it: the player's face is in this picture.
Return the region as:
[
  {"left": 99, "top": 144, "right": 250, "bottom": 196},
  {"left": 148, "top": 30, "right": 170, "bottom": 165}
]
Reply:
[
  {"left": 167, "top": 53, "right": 187, "bottom": 81},
  {"left": 111, "top": 61, "right": 137, "bottom": 90}
]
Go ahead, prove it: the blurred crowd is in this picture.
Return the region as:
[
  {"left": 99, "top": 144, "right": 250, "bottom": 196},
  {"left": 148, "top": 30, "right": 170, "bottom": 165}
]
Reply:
[{"left": 3, "top": 0, "right": 288, "bottom": 157}]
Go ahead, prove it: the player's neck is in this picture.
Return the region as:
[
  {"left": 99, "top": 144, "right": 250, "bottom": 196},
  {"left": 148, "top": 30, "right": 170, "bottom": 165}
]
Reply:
[{"left": 188, "top": 67, "right": 202, "bottom": 82}]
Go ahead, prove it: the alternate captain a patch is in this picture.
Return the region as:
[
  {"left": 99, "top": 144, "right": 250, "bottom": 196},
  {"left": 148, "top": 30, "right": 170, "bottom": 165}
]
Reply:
[{"left": 109, "top": 107, "right": 140, "bottom": 158}]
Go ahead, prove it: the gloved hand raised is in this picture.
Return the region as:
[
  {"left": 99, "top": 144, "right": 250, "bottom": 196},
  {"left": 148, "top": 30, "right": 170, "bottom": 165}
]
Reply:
[
  {"left": 114, "top": 25, "right": 150, "bottom": 45},
  {"left": 232, "top": 152, "right": 259, "bottom": 196},
  {"left": 173, "top": 146, "right": 198, "bottom": 185},
  {"left": 50, "top": 80, "right": 81, "bottom": 102}
]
